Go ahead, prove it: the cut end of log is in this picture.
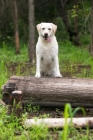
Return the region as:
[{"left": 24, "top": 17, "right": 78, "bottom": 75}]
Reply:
[{"left": 12, "top": 90, "right": 22, "bottom": 95}]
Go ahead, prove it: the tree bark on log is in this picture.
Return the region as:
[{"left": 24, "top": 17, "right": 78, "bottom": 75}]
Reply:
[
  {"left": 24, "top": 117, "right": 93, "bottom": 129},
  {"left": 2, "top": 76, "right": 93, "bottom": 107}
]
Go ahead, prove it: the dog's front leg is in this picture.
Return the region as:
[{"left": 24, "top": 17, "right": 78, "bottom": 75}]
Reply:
[
  {"left": 35, "top": 55, "right": 41, "bottom": 78},
  {"left": 55, "top": 56, "right": 62, "bottom": 77}
]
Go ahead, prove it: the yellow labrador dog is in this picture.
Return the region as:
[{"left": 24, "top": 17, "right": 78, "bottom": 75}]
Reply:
[{"left": 35, "top": 22, "right": 62, "bottom": 78}]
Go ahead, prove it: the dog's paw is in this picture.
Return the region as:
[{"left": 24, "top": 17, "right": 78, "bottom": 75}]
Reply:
[
  {"left": 56, "top": 73, "right": 62, "bottom": 78},
  {"left": 35, "top": 73, "right": 41, "bottom": 78}
]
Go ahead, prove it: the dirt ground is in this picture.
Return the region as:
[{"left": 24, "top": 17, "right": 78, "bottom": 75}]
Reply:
[{"left": 25, "top": 107, "right": 93, "bottom": 119}]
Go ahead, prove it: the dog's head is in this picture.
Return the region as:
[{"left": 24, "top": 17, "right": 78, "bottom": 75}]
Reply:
[{"left": 36, "top": 23, "right": 57, "bottom": 42}]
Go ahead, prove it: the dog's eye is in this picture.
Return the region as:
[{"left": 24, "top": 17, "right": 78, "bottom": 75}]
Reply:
[
  {"left": 48, "top": 28, "right": 51, "bottom": 30},
  {"left": 42, "top": 28, "right": 45, "bottom": 30}
]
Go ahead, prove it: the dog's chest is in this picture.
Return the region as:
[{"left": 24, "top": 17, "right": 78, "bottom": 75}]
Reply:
[{"left": 41, "top": 46, "right": 55, "bottom": 60}]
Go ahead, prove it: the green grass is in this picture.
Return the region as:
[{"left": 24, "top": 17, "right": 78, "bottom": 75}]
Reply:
[
  {"left": 59, "top": 41, "right": 90, "bottom": 65},
  {"left": 60, "top": 104, "right": 90, "bottom": 140},
  {"left": 0, "top": 60, "right": 8, "bottom": 94},
  {"left": 59, "top": 41, "right": 93, "bottom": 78},
  {"left": 0, "top": 40, "right": 93, "bottom": 139},
  {"left": 1, "top": 103, "right": 93, "bottom": 140},
  {"left": 0, "top": 42, "right": 28, "bottom": 63},
  {"left": 0, "top": 105, "right": 50, "bottom": 140}
]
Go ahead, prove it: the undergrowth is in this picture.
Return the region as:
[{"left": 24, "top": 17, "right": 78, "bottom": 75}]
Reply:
[
  {"left": 59, "top": 41, "right": 93, "bottom": 78},
  {"left": 0, "top": 103, "right": 93, "bottom": 140},
  {"left": 0, "top": 105, "right": 49, "bottom": 140},
  {"left": 0, "top": 42, "right": 28, "bottom": 63}
]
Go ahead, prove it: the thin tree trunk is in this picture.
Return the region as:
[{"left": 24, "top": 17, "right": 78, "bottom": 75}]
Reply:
[
  {"left": 91, "top": 0, "right": 93, "bottom": 55},
  {"left": 10, "top": 0, "right": 20, "bottom": 54},
  {"left": 73, "top": 2, "right": 80, "bottom": 46},
  {"left": 58, "top": 0, "right": 69, "bottom": 30},
  {"left": 28, "top": 0, "right": 35, "bottom": 63}
]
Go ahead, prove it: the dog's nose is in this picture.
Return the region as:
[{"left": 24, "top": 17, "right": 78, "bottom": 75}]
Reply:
[{"left": 44, "top": 33, "right": 48, "bottom": 37}]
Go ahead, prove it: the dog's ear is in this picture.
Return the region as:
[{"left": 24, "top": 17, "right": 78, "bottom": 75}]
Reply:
[
  {"left": 36, "top": 23, "right": 41, "bottom": 33},
  {"left": 51, "top": 23, "right": 57, "bottom": 34}
]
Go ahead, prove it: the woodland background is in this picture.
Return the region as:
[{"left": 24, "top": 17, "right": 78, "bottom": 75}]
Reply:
[
  {"left": 1, "top": 1, "right": 93, "bottom": 139},
  {"left": 0, "top": 0, "right": 93, "bottom": 62}
]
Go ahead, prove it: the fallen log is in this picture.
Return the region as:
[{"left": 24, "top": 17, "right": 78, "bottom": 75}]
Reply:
[
  {"left": 2, "top": 76, "right": 93, "bottom": 107},
  {"left": 24, "top": 117, "right": 93, "bottom": 129}
]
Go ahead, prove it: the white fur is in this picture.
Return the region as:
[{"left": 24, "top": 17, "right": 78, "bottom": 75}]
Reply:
[{"left": 35, "top": 22, "right": 62, "bottom": 78}]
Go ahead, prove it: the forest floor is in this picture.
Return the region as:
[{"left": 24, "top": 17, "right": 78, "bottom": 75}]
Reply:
[
  {"left": 1, "top": 62, "right": 93, "bottom": 139},
  {"left": 1, "top": 41, "right": 93, "bottom": 139}
]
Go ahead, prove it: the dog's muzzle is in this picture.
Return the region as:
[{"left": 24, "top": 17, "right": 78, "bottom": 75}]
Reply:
[
  {"left": 44, "top": 33, "right": 48, "bottom": 40},
  {"left": 43, "top": 33, "right": 51, "bottom": 42}
]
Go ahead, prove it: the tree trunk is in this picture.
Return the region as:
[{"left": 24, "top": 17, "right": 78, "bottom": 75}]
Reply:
[
  {"left": 91, "top": 0, "right": 93, "bottom": 55},
  {"left": 73, "top": 1, "right": 80, "bottom": 46},
  {"left": 10, "top": 0, "right": 20, "bottom": 54},
  {"left": 28, "top": 0, "right": 36, "bottom": 63},
  {"left": 57, "top": 0, "right": 69, "bottom": 30},
  {"left": 2, "top": 76, "right": 93, "bottom": 107}
]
